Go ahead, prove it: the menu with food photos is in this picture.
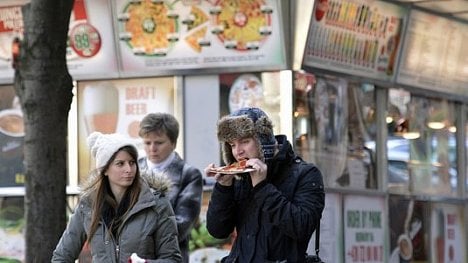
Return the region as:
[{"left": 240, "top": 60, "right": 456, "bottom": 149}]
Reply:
[
  {"left": 114, "top": 0, "right": 286, "bottom": 77},
  {"left": 396, "top": 9, "right": 468, "bottom": 97},
  {"left": 0, "top": 0, "right": 118, "bottom": 83},
  {"left": 303, "top": 0, "right": 407, "bottom": 82}
]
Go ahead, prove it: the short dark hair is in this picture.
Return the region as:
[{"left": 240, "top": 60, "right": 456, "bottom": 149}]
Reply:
[{"left": 138, "top": 113, "right": 179, "bottom": 144}]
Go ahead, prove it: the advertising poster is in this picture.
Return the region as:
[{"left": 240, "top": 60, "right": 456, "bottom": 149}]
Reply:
[
  {"left": 430, "top": 203, "right": 466, "bottom": 263},
  {"left": 0, "top": 0, "right": 118, "bottom": 83},
  {"left": 67, "top": 0, "right": 119, "bottom": 79},
  {"left": 77, "top": 78, "right": 174, "bottom": 182},
  {"left": 0, "top": 196, "right": 24, "bottom": 262},
  {"left": 307, "top": 192, "right": 342, "bottom": 263},
  {"left": 303, "top": 0, "right": 407, "bottom": 81},
  {"left": 0, "top": 85, "right": 24, "bottom": 187},
  {"left": 344, "top": 194, "right": 385, "bottom": 263},
  {"left": 219, "top": 72, "right": 282, "bottom": 135},
  {"left": 0, "top": 1, "right": 26, "bottom": 84},
  {"left": 389, "top": 196, "right": 429, "bottom": 262},
  {"left": 114, "top": 0, "right": 286, "bottom": 76},
  {"left": 396, "top": 10, "right": 468, "bottom": 97}
]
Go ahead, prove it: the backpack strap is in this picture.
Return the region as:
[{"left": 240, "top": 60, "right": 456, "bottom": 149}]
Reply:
[{"left": 315, "top": 221, "right": 320, "bottom": 257}]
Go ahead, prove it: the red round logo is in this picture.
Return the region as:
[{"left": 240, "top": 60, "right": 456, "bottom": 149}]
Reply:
[{"left": 69, "top": 22, "right": 101, "bottom": 58}]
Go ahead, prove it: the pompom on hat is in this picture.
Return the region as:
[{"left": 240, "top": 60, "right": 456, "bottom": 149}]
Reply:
[
  {"left": 217, "top": 107, "right": 276, "bottom": 164},
  {"left": 87, "top": 132, "right": 138, "bottom": 169}
]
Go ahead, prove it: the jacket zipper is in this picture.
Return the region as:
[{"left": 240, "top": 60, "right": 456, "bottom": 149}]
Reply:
[
  {"left": 116, "top": 243, "right": 120, "bottom": 262},
  {"left": 105, "top": 223, "right": 120, "bottom": 263}
]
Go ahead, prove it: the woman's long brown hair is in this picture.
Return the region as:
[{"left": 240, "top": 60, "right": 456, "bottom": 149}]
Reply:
[{"left": 86, "top": 145, "right": 141, "bottom": 243}]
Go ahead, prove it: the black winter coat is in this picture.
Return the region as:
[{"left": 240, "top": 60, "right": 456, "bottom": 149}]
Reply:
[{"left": 207, "top": 135, "right": 325, "bottom": 263}]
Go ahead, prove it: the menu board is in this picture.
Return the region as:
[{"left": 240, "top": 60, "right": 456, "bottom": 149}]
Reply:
[
  {"left": 344, "top": 194, "right": 385, "bottom": 263},
  {"left": 0, "top": 0, "right": 118, "bottom": 83},
  {"left": 114, "top": 0, "right": 286, "bottom": 76},
  {"left": 430, "top": 203, "right": 466, "bottom": 263},
  {"left": 396, "top": 10, "right": 468, "bottom": 96},
  {"left": 302, "top": 0, "right": 407, "bottom": 81},
  {"left": 67, "top": 0, "right": 119, "bottom": 79},
  {"left": 76, "top": 78, "right": 174, "bottom": 182}
]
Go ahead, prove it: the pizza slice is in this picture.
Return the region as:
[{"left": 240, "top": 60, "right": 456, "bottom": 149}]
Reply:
[
  {"left": 185, "top": 26, "right": 207, "bottom": 53},
  {"left": 187, "top": 6, "right": 209, "bottom": 31},
  {"left": 212, "top": 159, "right": 255, "bottom": 174},
  {"left": 221, "top": 159, "right": 248, "bottom": 171}
]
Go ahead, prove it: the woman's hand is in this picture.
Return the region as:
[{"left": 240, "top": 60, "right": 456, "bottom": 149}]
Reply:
[
  {"left": 128, "top": 253, "right": 147, "bottom": 263},
  {"left": 204, "top": 163, "right": 234, "bottom": 186}
]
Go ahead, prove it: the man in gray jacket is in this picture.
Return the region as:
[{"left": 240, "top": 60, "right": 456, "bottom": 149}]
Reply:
[{"left": 138, "top": 113, "right": 203, "bottom": 263}]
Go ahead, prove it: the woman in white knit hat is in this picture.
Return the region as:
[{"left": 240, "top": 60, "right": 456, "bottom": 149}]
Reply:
[{"left": 52, "top": 132, "right": 182, "bottom": 263}]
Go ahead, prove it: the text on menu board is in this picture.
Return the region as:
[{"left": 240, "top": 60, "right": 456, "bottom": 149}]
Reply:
[
  {"left": 304, "top": 0, "right": 406, "bottom": 81},
  {"left": 0, "top": 6, "right": 22, "bottom": 32},
  {"left": 347, "top": 209, "right": 383, "bottom": 261},
  {"left": 125, "top": 86, "right": 157, "bottom": 115}
]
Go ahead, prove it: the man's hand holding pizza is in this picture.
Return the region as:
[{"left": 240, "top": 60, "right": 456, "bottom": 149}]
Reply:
[
  {"left": 204, "top": 163, "right": 235, "bottom": 186},
  {"left": 204, "top": 158, "right": 267, "bottom": 187},
  {"left": 246, "top": 158, "right": 267, "bottom": 187}
]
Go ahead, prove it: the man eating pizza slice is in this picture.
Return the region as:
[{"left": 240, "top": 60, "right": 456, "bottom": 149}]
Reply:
[{"left": 203, "top": 107, "right": 325, "bottom": 263}]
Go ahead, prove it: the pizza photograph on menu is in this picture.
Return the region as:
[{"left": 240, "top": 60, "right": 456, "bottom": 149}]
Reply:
[
  {"left": 183, "top": 5, "right": 211, "bottom": 53},
  {"left": 185, "top": 5, "right": 209, "bottom": 31},
  {"left": 118, "top": 0, "right": 179, "bottom": 56},
  {"left": 185, "top": 26, "right": 208, "bottom": 53},
  {"left": 212, "top": 0, "right": 274, "bottom": 51}
]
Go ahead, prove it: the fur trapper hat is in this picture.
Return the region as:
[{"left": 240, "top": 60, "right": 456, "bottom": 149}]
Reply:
[
  {"left": 217, "top": 107, "right": 276, "bottom": 164},
  {"left": 87, "top": 131, "right": 138, "bottom": 169}
]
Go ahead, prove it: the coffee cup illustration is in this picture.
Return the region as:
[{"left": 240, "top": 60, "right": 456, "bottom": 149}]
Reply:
[
  {"left": 0, "top": 109, "right": 24, "bottom": 137},
  {"left": 0, "top": 109, "right": 24, "bottom": 160},
  {"left": 397, "top": 234, "right": 413, "bottom": 261}
]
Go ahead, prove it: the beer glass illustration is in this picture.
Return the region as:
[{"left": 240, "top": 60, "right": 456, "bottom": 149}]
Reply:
[
  {"left": 81, "top": 82, "right": 119, "bottom": 172},
  {"left": 83, "top": 82, "right": 119, "bottom": 135}
]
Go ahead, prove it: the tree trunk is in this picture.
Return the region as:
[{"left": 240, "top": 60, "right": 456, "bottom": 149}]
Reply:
[{"left": 14, "top": 0, "right": 74, "bottom": 262}]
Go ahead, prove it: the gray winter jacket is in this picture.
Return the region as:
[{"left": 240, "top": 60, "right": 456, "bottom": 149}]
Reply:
[
  {"left": 51, "top": 179, "right": 182, "bottom": 263},
  {"left": 139, "top": 152, "right": 203, "bottom": 263}
]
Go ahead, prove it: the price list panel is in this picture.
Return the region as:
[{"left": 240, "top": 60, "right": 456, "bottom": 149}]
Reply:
[
  {"left": 396, "top": 10, "right": 468, "bottom": 97},
  {"left": 303, "top": 0, "right": 407, "bottom": 82}
]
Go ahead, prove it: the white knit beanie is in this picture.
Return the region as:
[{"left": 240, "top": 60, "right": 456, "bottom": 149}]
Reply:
[{"left": 87, "top": 132, "right": 137, "bottom": 169}]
